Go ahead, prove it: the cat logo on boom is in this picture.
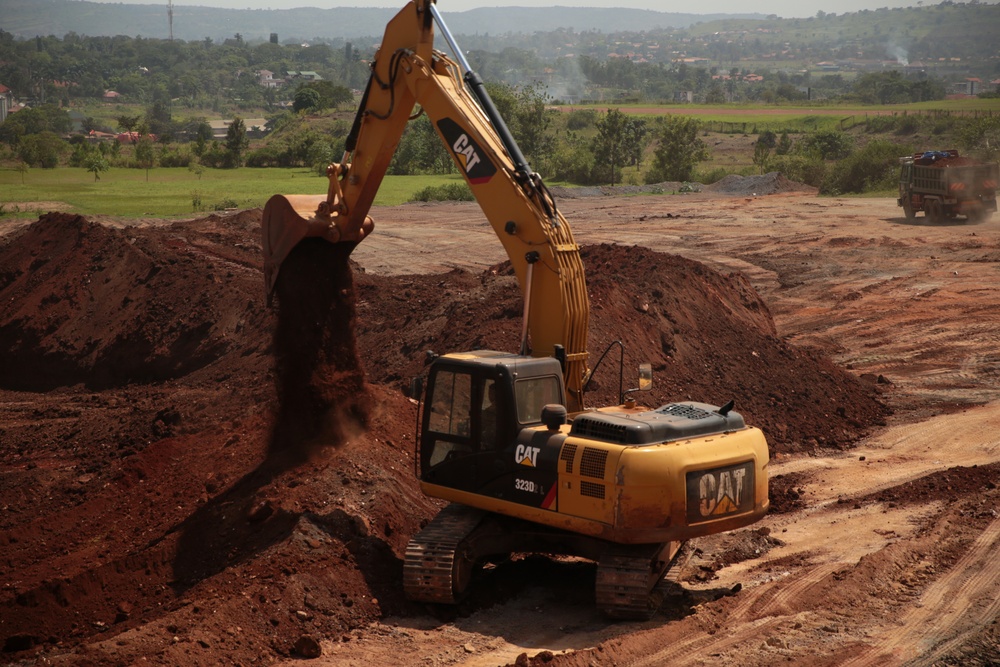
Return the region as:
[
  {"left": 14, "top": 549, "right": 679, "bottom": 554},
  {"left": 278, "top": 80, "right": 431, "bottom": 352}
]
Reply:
[{"left": 437, "top": 118, "right": 497, "bottom": 185}]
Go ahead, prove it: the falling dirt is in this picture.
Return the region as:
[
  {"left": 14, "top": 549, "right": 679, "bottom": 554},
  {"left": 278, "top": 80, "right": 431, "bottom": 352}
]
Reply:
[
  {"left": 1, "top": 185, "right": 998, "bottom": 666},
  {"left": 269, "top": 238, "right": 370, "bottom": 465}
]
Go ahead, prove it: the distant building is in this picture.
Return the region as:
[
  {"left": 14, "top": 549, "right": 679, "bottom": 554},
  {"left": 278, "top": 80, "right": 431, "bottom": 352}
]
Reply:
[
  {"left": 257, "top": 70, "right": 284, "bottom": 89},
  {"left": 953, "top": 78, "right": 981, "bottom": 96},
  {"left": 116, "top": 132, "right": 157, "bottom": 144},
  {"left": 286, "top": 71, "right": 323, "bottom": 82},
  {"left": 103, "top": 90, "right": 122, "bottom": 102}
]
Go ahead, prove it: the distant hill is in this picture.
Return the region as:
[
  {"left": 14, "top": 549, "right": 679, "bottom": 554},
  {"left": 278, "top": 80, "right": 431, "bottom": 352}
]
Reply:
[{"left": 4, "top": 0, "right": 766, "bottom": 41}]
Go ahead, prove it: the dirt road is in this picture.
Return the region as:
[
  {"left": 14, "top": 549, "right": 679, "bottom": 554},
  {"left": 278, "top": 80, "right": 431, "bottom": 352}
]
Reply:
[{"left": 308, "top": 193, "right": 1000, "bottom": 665}]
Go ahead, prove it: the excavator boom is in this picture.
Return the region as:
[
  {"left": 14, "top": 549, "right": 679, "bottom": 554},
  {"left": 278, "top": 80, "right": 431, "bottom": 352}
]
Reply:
[{"left": 262, "top": 0, "right": 589, "bottom": 410}]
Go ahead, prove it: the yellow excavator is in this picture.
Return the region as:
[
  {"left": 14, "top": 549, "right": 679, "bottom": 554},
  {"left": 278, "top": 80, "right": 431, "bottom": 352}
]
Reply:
[{"left": 262, "top": 0, "right": 769, "bottom": 618}]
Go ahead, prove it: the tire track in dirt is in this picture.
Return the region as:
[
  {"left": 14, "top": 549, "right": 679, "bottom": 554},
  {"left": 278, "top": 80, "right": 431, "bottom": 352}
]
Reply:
[
  {"left": 842, "top": 515, "right": 1000, "bottom": 667},
  {"left": 621, "top": 563, "right": 841, "bottom": 666},
  {"left": 740, "top": 563, "right": 843, "bottom": 621},
  {"left": 627, "top": 617, "right": 786, "bottom": 667}
]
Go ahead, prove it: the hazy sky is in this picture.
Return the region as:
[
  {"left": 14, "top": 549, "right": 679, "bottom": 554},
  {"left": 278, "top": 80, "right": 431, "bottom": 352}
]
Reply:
[{"left": 78, "top": 0, "right": 981, "bottom": 20}]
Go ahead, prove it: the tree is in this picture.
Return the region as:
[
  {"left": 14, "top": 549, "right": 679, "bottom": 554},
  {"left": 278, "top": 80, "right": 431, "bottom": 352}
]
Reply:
[
  {"left": 958, "top": 116, "right": 1000, "bottom": 162},
  {"left": 301, "top": 81, "right": 353, "bottom": 111},
  {"left": 802, "top": 130, "right": 853, "bottom": 160},
  {"left": 293, "top": 87, "right": 322, "bottom": 113},
  {"left": 0, "top": 105, "right": 72, "bottom": 147},
  {"left": 18, "top": 132, "right": 66, "bottom": 168},
  {"left": 644, "top": 116, "right": 708, "bottom": 184},
  {"left": 776, "top": 131, "right": 794, "bottom": 156},
  {"left": 592, "top": 108, "right": 638, "bottom": 186},
  {"left": 753, "top": 130, "right": 777, "bottom": 174},
  {"left": 134, "top": 137, "right": 156, "bottom": 180},
  {"left": 482, "top": 81, "right": 555, "bottom": 169},
  {"left": 116, "top": 114, "right": 141, "bottom": 134},
  {"left": 224, "top": 116, "right": 249, "bottom": 168},
  {"left": 84, "top": 154, "right": 110, "bottom": 181},
  {"left": 389, "top": 115, "right": 453, "bottom": 175},
  {"left": 753, "top": 140, "right": 772, "bottom": 174}
]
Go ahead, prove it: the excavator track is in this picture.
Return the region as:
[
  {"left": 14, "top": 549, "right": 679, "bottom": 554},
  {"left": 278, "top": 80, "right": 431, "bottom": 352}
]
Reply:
[
  {"left": 403, "top": 504, "right": 486, "bottom": 604},
  {"left": 595, "top": 540, "right": 684, "bottom": 619}
]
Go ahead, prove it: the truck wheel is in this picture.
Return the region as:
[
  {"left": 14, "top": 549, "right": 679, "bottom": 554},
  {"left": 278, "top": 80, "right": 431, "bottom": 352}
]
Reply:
[
  {"left": 902, "top": 201, "right": 916, "bottom": 221},
  {"left": 926, "top": 200, "right": 943, "bottom": 223}
]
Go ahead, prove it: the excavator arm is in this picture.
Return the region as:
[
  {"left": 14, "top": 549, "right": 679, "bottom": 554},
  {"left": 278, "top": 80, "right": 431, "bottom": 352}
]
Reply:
[{"left": 263, "top": 0, "right": 590, "bottom": 410}]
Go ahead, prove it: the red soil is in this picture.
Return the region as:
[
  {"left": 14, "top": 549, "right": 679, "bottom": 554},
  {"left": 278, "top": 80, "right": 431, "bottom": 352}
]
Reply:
[{"left": 0, "top": 210, "right": 888, "bottom": 664}]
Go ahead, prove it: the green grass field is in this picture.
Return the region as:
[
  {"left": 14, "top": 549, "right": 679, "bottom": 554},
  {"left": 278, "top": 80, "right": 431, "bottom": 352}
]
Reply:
[{"left": 0, "top": 167, "right": 467, "bottom": 218}]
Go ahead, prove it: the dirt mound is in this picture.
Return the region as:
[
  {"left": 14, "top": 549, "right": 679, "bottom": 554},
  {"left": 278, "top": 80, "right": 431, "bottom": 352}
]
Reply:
[
  {"left": 357, "top": 243, "right": 888, "bottom": 452},
  {"left": 1, "top": 211, "right": 885, "bottom": 664},
  {"left": 860, "top": 462, "right": 1000, "bottom": 507},
  {"left": 704, "top": 171, "right": 818, "bottom": 196},
  {"left": 0, "top": 212, "right": 270, "bottom": 392}
]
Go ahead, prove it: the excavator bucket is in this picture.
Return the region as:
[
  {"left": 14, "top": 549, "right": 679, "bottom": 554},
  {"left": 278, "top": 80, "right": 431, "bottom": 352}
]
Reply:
[{"left": 262, "top": 165, "right": 374, "bottom": 303}]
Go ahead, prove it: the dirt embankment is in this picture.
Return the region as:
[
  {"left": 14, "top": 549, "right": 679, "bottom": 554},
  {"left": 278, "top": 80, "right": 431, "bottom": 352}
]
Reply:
[{"left": 0, "top": 209, "right": 887, "bottom": 664}]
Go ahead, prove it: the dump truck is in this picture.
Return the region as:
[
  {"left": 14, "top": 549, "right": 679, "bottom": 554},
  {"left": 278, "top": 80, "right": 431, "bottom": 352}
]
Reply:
[{"left": 898, "top": 150, "right": 998, "bottom": 222}]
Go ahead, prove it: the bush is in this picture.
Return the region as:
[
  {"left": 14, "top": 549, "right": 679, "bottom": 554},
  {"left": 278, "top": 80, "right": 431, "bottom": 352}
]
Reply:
[
  {"left": 199, "top": 142, "right": 230, "bottom": 169},
  {"left": 801, "top": 130, "right": 853, "bottom": 160},
  {"left": 644, "top": 116, "right": 708, "bottom": 184},
  {"left": 820, "top": 139, "right": 909, "bottom": 195},
  {"left": 409, "top": 183, "right": 474, "bottom": 202},
  {"left": 158, "top": 147, "right": 193, "bottom": 168},
  {"left": 244, "top": 143, "right": 289, "bottom": 168},
  {"left": 566, "top": 109, "right": 597, "bottom": 131},
  {"left": 547, "top": 134, "right": 598, "bottom": 184},
  {"left": 694, "top": 167, "right": 735, "bottom": 185},
  {"left": 767, "top": 154, "right": 827, "bottom": 187}
]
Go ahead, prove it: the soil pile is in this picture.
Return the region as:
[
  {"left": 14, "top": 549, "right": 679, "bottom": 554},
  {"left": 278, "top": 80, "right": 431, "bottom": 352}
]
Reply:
[
  {"left": 704, "top": 171, "right": 818, "bottom": 196},
  {"left": 0, "top": 212, "right": 270, "bottom": 391},
  {"left": 913, "top": 153, "right": 985, "bottom": 167},
  {"left": 357, "top": 243, "right": 888, "bottom": 451},
  {"left": 0, "top": 211, "right": 886, "bottom": 664}
]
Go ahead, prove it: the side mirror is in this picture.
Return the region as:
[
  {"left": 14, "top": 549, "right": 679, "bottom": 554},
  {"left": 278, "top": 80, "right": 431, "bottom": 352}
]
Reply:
[
  {"left": 622, "top": 363, "right": 653, "bottom": 405},
  {"left": 409, "top": 376, "right": 424, "bottom": 400},
  {"left": 637, "top": 363, "right": 653, "bottom": 392}
]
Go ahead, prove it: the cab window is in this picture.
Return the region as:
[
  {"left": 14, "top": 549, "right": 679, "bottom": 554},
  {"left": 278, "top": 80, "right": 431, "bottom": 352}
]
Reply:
[
  {"left": 429, "top": 370, "right": 472, "bottom": 436},
  {"left": 514, "top": 375, "right": 563, "bottom": 424}
]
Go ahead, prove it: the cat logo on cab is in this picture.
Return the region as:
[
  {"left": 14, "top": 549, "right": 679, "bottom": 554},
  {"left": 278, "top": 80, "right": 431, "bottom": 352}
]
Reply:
[{"left": 514, "top": 444, "right": 540, "bottom": 467}]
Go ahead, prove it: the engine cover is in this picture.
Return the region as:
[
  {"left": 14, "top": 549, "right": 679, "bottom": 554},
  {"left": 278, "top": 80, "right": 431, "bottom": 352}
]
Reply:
[{"left": 569, "top": 401, "right": 745, "bottom": 446}]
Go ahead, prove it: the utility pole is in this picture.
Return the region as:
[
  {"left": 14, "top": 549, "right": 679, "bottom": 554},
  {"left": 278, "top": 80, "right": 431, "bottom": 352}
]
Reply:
[{"left": 168, "top": 0, "right": 174, "bottom": 41}]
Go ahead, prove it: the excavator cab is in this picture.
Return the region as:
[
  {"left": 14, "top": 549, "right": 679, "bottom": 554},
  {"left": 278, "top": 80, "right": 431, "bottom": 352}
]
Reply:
[{"left": 418, "top": 351, "right": 566, "bottom": 508}]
